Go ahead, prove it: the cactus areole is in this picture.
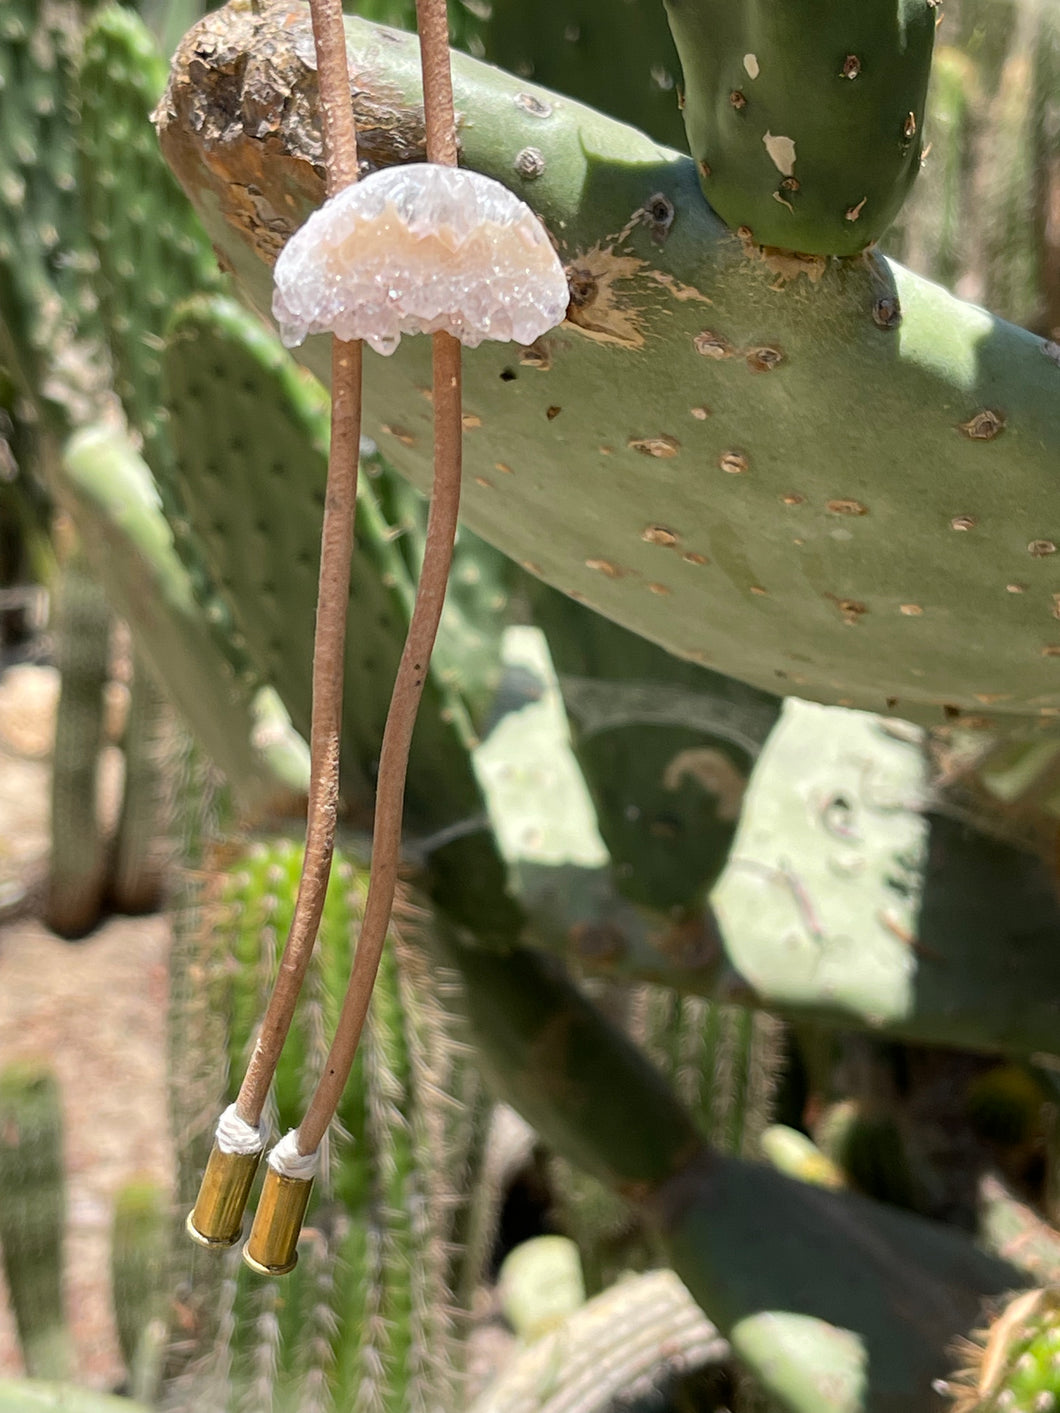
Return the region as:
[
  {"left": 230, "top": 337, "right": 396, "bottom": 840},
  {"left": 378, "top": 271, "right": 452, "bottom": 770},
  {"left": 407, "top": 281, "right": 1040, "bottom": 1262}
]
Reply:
[{"left": 664, "top": 0, "right": 938, "bottom": 255}]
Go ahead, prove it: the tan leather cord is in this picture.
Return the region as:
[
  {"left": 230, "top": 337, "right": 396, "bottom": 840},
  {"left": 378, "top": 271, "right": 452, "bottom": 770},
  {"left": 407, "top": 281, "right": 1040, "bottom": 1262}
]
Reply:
[
  {"left": 295, "top": 0, "right": 462, "bottom": 1155},
  {"left": 234, "top": 0, "right": 362, "bottom": 1127}
]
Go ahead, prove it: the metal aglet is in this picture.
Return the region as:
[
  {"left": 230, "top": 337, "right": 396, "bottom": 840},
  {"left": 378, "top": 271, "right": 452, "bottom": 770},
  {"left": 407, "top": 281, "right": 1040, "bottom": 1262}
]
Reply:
[
  {"left": 241, "top": 1166, "right": 314, "bottom": 1276},
  {"left": 185, "top": 1143, "right": 263, "bottom": 1249}
]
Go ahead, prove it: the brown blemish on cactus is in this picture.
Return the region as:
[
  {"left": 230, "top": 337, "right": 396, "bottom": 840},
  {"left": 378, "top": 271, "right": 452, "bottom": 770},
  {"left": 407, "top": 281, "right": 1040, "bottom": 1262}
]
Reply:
[
  {"left": 729, "top": 90, "right": 747, "bottom": 110},
  {"left": 746, "top": 346, "right": 784, "bottom": 372},
  {"left": 646, "top": 271, "right": 714, "bottom": 304},
  {"left": 520, "top": 340, "right": 553, "bottom": 371},
  {"left": 380, "top": 423, "right": 417, "bottom": 447},
  {"left": 872, "top": 295, "right": 902, "bottom": 329},
  {"left": 690, "top": 406, "right": 711, "bottom": 420},
  {"left": 827, "top": 499, "right": 868, "bottom": 516},
  {"left": 514, "top": 146, "right": 545, "bottom": 179},
  {"left": 642, "top": 525, "right": 680, "bottom": 547},
  {"left": 900, "top": 604, "right": 923, "bottom": 616},
  {"left": 461, "top": 413, "right": 482, "bottom": 429},
  {"left": 693, "top": 330, "right": 734, "bottom": 359},
  {"left": 473, "top": 476, "right": 493, "bottom": 489},
  {"left": 495, "top": 462, "right": 513, "bottom": 474},
  {"left": 719, "top": 451, "right": 749, "bottom": 474},
  {"left": 546, "top": 406, "right": 562, "bottom": 420},
  {"left": 781, "top": 493, "right": 805, "bottom": 506},
  {"left": 629, "top": 434, "right": 680, "bottom": 458},
  {"left": 841, "top": 55, "right": 861, "bottom": 79},
  {"left": 950, "top": 515, "right": 977, "bottom": 531},
  {"left": 1028, "top": 540, "right": 1057, "bottom": 557},
  {"left": 903, "top": 112, "right": 917, "bottom": 140},
  {"left": 826, "top": 595, "right": 868, "bottom": 625},
  {"left": 959, "top": 409, "right": 1005, "bottom": 440},
  {"left": 1041, "top": 645, "right": 1060, "bottom": 656},
  {"left": 736, "top": 226, "right": 827, "bottom": 283},
  {"left": 648, "top": 582, "right": 672, "bottom": 596},
  {"left": 1007, "top": 582, "right": 1026, "bottom": 592},
  {"left": 773, "top": 191, "right": 795, "bottom": 213},
  {"left": 845, "top": 197, "right": 867, "bottom": 222},
  {"left": 780, "top": 176, "right": 800, "bottom": 192},
  {"left": 564, "top": 246, "right": 647, "bottom": 348},
  {"left": 514, "top": 92, "right": 552, "bottom": 119},
  {"left": 750, "top": 585, "right": 769, "bottom": 596},
  {"left": 683, "top": 551, "right": 709, "bottom": 565},
  {"left": 585, "top": 558, "right": 631, "bottom": 578}
]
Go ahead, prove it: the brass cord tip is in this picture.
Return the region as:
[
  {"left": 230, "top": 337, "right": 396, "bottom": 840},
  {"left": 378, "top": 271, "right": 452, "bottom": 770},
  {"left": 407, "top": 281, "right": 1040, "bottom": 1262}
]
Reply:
[
  {"left": 242, "top": 1166, "right": 314, "bottom": 1276},
  {"left": 186, "top": 1143, "right": 263, "bottom": 1249}
]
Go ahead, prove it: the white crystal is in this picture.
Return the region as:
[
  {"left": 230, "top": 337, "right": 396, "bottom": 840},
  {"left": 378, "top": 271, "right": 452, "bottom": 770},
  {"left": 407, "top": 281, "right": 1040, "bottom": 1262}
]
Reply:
[{"left": 272, "top": 164, "right": 570, "bottom": 355}]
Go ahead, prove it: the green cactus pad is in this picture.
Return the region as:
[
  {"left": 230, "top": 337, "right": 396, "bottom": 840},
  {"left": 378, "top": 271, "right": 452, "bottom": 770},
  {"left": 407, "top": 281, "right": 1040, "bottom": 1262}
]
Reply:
[
  {"left": 158, "top": 2, "right": 1060, "bottom": 729},
  {"left": 59, "top": 423, "right": 295, "bottom": 805},
  {"left": 162, "top": 294, "right": 524, "bottom": 945},
  {"left": 663, "top": 0, "right": 938, "bottom": 256},
  {"left": 652, "top": 1151, "right": 1021, "bottom": 1413},
  {"left": 161, "top": 293, "right": 478, "bottom": 828},
  {"left": 484, "top": 0, "right": 687, "bottom": 150},
  {"left": 78, "top": 4, "right": 219, "bottom": 450},
  {"left": 531, "top": 580, "right": 780, "bottom": 912},
  {"left": 0, "top": 0, "right": 98, "bottom": 417},
  {"left": 710, "top": 700, "right": 1060, "bottom": 1055}
]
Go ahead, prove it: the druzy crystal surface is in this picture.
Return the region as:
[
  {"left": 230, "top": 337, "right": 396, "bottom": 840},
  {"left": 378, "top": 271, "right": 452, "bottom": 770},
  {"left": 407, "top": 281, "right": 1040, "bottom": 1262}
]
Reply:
[{"left": 272, "top": 165, "right": 570, "bottom": 355}]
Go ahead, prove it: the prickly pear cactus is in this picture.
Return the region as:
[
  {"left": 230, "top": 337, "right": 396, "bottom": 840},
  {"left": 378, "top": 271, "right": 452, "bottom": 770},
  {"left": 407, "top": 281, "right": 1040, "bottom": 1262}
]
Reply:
[
  {"left": 942, "top": 1285, "right": 1060, "bottom": 1413},
  {"left": 0, "top": 0, "right": 100, "bottom": 419},
  {"left": 168, "top": 836, "right": 479, "bottom": 1413},
  {"left": 162, "top": 293, "right": 524, "bottom": 947},
  {"left": 157, "top": 2, "right": 1060, "bottom": 729},
  {"left": 78, "top": 4, "right": 219, "bottom": 455}
]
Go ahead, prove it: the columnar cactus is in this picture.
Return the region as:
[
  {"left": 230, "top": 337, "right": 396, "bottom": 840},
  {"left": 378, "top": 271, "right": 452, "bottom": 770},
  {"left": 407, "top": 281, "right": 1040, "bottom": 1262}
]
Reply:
[{"left": 166, "top": 836, "right": 485, "bottom": 1413}]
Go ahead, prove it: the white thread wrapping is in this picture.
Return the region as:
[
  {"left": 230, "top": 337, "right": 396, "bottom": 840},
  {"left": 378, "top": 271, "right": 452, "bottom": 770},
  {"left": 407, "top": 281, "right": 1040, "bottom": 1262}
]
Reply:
[
  {"left": 268, "top": 1130, "right": 320, "bottom": 1180},
  {"left": 215, "top": 1102, "right": 268, "bottom": 1156}
]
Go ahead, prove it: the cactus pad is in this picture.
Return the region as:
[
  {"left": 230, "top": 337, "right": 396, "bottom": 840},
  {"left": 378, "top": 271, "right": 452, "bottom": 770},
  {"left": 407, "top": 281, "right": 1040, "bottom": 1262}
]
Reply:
[
  {"left": 664, "top": 0, "right": 938, "bottom": 255},
  {"left": 157, "top": 2, "right": 1060, "bottom": 729}
]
